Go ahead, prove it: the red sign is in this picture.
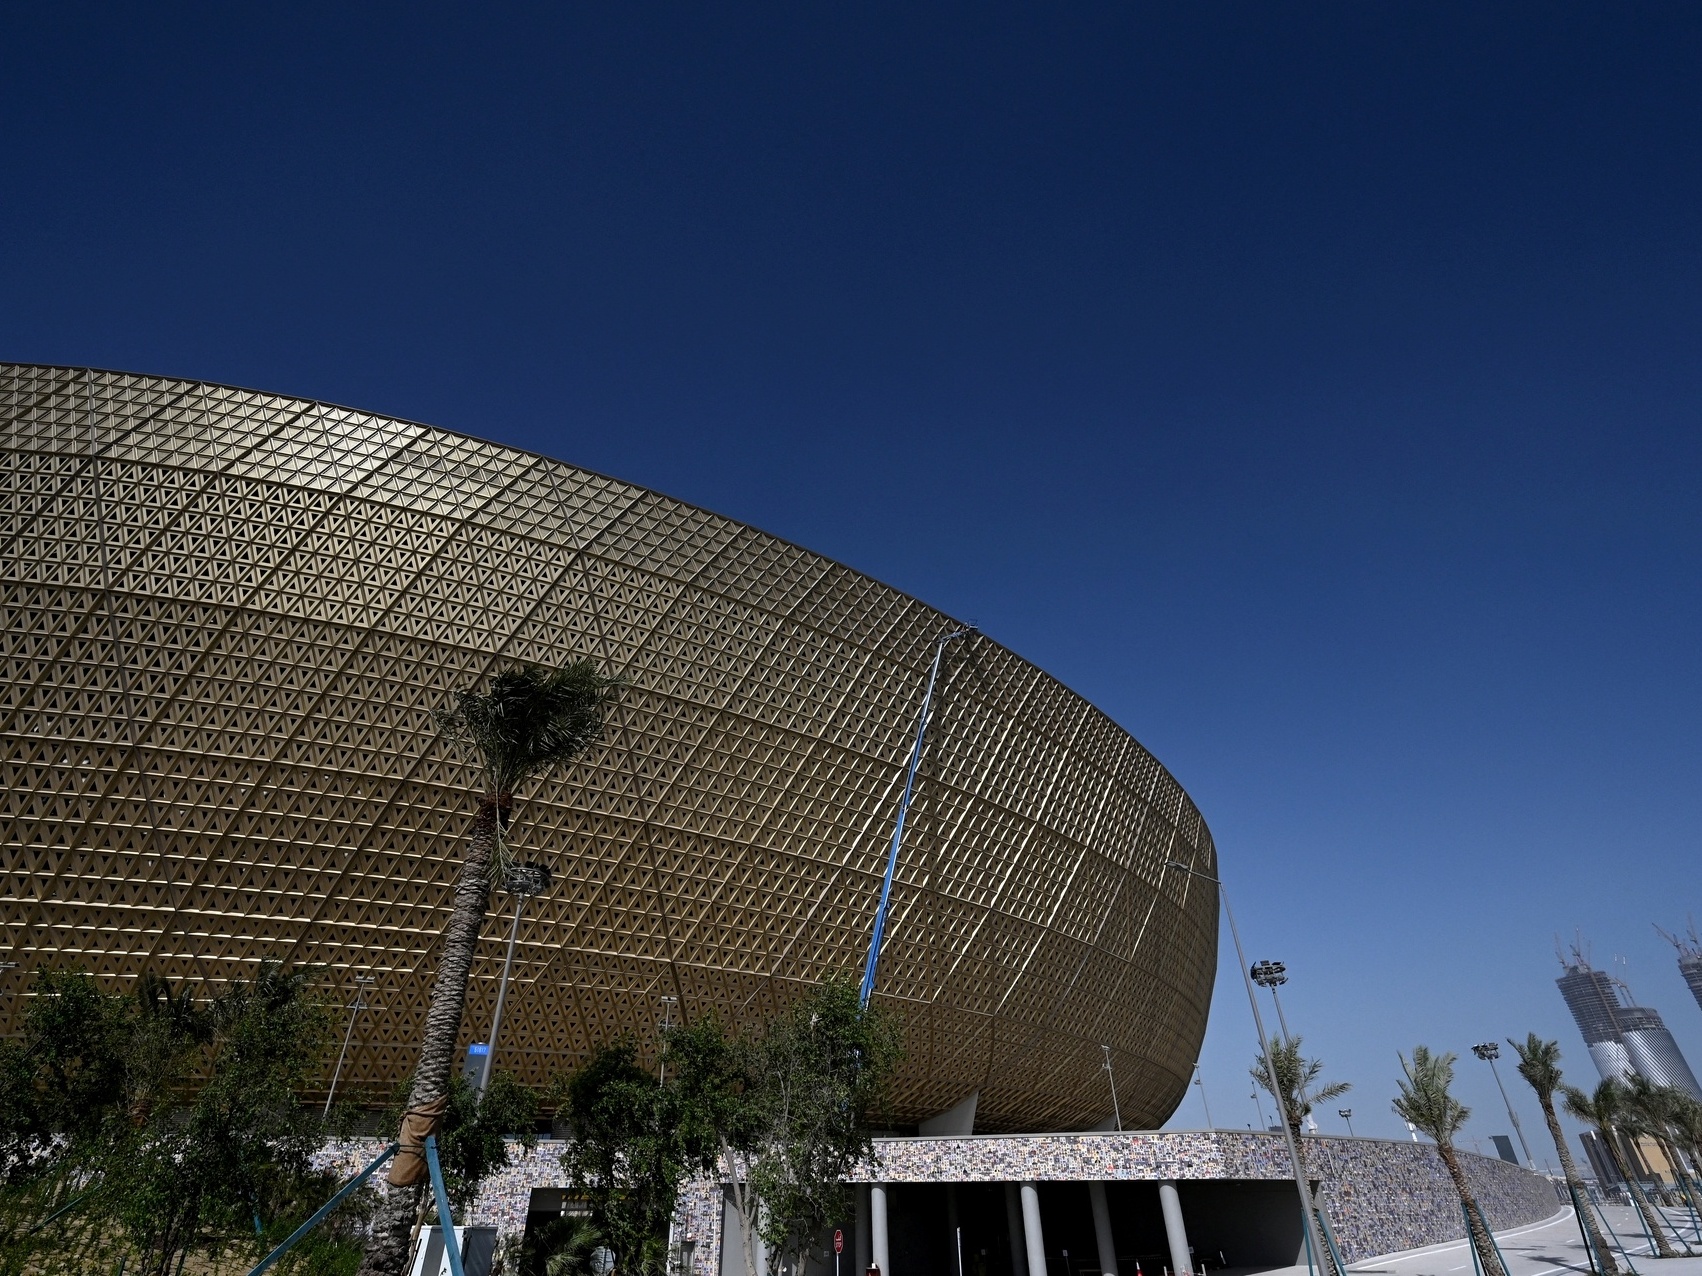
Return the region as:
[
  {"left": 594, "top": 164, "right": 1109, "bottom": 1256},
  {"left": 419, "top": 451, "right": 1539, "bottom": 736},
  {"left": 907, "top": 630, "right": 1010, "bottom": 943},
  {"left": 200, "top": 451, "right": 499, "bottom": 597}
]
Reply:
[{"left": 834, "top": 1230, "right": 844, "bottom": 1255}]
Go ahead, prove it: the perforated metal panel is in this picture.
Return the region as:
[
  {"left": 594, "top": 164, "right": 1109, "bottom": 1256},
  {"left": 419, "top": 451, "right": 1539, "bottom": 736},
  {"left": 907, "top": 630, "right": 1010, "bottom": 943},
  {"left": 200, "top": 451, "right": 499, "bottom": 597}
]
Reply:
[{"left": 0, "top": 364, "right": 1218, "bottom": 1132}]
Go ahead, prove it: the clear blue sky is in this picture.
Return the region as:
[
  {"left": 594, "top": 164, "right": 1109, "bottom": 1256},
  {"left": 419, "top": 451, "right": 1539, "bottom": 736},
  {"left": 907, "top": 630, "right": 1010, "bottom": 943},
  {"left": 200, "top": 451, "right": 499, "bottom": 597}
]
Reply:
[{"left": 5, "top": 4, "right": 1701, "bottom": 1147}]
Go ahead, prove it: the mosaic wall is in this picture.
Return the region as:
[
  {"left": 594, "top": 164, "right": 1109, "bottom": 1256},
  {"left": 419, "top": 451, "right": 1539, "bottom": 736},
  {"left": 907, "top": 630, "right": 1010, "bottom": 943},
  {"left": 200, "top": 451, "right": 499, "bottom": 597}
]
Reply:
[
  {"left": 2, "top": 363, "right": 1217, "bottom": 1133},
  {"left": 315, "top": 1130, "right": 1564, "bottom": 1269},
  {"left": 856, "top": 1130, "right": 1564, "bottom": 1262}
]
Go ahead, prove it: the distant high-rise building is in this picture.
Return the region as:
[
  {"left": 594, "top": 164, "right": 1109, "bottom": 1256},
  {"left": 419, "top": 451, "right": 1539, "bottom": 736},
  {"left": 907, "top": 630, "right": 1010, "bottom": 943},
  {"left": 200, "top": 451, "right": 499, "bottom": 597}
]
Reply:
[
  {"left": 1579, "top": 1129, "right": 1621, "bottom": 1186},
  {"left": 1555, "top": 948, "right": 1702, "bottom": 1101},
  {"left": 1657, "top": 923, "right": 1702, "bottom": 1019}
]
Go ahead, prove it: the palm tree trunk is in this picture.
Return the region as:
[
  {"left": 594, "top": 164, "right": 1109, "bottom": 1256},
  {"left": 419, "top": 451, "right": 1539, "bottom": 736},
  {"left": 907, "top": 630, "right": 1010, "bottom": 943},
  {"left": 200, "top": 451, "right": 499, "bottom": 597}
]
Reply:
[
  {"left": 1604, "top": 1129, "right": 1679, "bottom": 1259},
  {"left": 1436, "top": 1143, "right": 1507, "bottom": 1276},
  {"left": 1652, "top": 1135, "right": 1699, "bottom": 1254},
  {"left": 358, "top": 796, "right": 503, "bottom": 1276},
  {"left": 1536, "top": 1094, "right": 1619, "bottom": 1276},
  {"left": 1289, "top": 1125, "right": 1342, "bottom": 1276}
]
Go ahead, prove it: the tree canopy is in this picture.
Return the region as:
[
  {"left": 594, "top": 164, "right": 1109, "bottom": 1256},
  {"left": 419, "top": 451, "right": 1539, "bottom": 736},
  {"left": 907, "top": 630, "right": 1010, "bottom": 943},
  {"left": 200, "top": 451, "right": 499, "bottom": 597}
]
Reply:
[{"left": 559, "top": 976, "right": 901, "bottom": 1276}]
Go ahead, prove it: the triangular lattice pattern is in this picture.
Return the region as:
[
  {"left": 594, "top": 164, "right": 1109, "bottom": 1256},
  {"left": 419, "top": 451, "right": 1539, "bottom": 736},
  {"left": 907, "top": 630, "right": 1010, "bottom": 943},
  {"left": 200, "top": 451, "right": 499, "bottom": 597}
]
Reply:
[{"left": 0, "top": 364, "right": 1218, "bottom": 1133}]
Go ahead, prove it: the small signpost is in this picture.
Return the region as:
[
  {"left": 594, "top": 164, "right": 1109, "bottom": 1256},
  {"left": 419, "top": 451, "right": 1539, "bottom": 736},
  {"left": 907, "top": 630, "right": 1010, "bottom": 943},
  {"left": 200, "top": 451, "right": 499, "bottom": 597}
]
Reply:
[{"left": 834, "top": 1228, "right": 844, "bottom": 1276}]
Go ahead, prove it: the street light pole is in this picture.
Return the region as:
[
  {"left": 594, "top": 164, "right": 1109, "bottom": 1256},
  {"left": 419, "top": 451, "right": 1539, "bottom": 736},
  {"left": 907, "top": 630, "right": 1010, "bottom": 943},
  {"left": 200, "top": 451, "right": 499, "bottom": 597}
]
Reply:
[
  {"left": 1167, "top": 861, "right": 1327, "bottom": 1276},
  {"left": 659, "top": 995, "right": 678, "bottom": 1084},
  {"left": 1193, "top": 1063, "right": 1214, "bottom": 1129},
  {"left": 1338, "top": 1109, "right": 1354, "bottom": 1138},
  {"left": 477, "top": 862, "right": 552, "bottom": 1101},
  {"left": 1471, "top": 1042, "right": 1535, "bottom": 1169},
  {"left": 1102, "top": 1044, "right": 1123, "bottom": 1131},
  {"left": 323, "top": 974, "right": 376, "bottom": 1120}
]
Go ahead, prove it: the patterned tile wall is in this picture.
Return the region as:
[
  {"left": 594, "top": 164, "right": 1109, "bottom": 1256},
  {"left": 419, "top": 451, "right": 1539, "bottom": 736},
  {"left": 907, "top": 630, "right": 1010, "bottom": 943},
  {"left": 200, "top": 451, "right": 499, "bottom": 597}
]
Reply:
[{"left": 315, "top": 1130, "right": 1563, "bottom": 1268}]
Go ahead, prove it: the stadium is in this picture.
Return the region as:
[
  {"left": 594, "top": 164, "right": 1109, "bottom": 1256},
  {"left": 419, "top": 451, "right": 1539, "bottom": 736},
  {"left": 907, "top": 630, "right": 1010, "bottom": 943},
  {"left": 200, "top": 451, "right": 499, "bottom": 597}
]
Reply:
[{"left": 0, "top": 363, "right": 1218, "bottom": 1135}]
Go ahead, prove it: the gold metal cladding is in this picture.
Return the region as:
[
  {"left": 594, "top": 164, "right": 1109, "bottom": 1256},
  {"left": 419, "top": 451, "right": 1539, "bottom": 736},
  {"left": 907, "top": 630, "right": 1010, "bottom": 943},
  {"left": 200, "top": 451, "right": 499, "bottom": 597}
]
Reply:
[{"left": 0, "top": 364, "right": 1218, "bottom": 1133}]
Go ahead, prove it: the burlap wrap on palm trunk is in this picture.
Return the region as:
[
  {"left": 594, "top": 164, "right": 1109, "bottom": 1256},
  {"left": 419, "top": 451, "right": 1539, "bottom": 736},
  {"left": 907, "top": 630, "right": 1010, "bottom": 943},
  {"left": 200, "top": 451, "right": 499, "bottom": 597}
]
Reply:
[{"left": 387, "top": 1094, "right": 451, "bottom": 1186}]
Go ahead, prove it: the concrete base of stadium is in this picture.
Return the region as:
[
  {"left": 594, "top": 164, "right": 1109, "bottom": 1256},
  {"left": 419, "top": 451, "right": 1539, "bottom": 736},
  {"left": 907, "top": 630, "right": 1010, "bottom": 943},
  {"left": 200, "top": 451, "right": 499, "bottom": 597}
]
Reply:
[{"left": 314, "top": 1130, "right": 1565, "bottom": 1275}]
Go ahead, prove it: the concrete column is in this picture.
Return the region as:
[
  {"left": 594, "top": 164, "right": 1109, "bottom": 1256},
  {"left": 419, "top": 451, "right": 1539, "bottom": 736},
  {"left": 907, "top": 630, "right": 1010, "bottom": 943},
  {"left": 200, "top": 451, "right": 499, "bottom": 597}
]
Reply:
[
  {"left": 946, "top": 1185, "right": 961, "bottom": 1276},
  {"left": 1158, "top": 1180, "right": 1192, "bottom": 1276},
  {"left": 1088, "top": 1182, "right": 1119, "bottom": 1276},
  {"left": 1005, "top": 1183, "right": 1028, "bottom": 1276},
  {"left": 855, "top": 1185, "right": 872, "bottom": 1276},
  {"left": 1020, "top": 1182, "right": 1047, "bottom": 1276},
  {"left": 871, "top": 1183, "right": 891, "bottom": 1276}
]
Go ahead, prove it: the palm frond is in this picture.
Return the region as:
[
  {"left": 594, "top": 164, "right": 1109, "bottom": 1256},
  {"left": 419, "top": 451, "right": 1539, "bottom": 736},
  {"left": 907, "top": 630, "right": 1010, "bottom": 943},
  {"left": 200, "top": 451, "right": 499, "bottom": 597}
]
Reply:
[
  {"left": 434, "top": 660, "right": 623, "bottom": 875},
  {"left": 1509, "top": 1034, "right": 1563, "bottom": 1098},
  {"left": 436, "top": 662, "right": 624, "bottom": 796},
  {"left": 1392, "top": 1045, "right": 1468, "bottom": 1144},
  {"left": 1250, "top": 1035, "right": 1350, "bottom": 1126}
]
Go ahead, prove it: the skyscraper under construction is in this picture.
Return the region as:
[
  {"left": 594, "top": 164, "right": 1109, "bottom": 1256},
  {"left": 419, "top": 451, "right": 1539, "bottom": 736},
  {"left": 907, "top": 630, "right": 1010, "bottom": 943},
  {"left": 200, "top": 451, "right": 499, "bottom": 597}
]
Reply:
[
  {"left": 1657, "top": 924, "right": 1702, "bottom": 1019},
  {"left": 1555, "top": 949, "right": 1702, "bottom": 1101}
]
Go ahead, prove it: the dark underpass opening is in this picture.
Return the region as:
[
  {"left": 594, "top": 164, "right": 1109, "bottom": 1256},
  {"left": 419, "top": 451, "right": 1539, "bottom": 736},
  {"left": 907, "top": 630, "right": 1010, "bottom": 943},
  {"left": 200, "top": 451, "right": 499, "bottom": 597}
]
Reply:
[{"left": 871, "top": 1179, "right": 1304, "bottom": 1276}]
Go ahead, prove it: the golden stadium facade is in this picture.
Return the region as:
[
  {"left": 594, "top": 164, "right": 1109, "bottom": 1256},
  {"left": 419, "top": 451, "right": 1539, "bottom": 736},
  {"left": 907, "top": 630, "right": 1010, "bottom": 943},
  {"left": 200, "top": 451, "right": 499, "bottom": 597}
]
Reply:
[{"left": 0, "top": 364, "right": 1218, "bottom": 1133}]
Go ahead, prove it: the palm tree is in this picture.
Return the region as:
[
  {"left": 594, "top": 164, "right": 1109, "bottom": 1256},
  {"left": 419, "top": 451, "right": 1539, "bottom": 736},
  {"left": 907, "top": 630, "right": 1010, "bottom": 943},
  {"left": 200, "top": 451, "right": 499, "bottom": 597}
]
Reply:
[
  {"left": 1392, "top": 1046, "right": 1507, "bottom": 1276},
  {"left": 1252, "top": 1036, "right": 1350, "bottom": 1273},
  {"left": 359, "top": 662, "right": 621, "bottom": 1276},
  {"left": 1563, "top": 1079, "right": 1680, "bottom": 1259},
  {"left": 1622, "top": 1077, "right": 1700, "bottom": 1252},
  {"left": 1670, "top": 1094, "right": 1702, "bottom": 1225},
  {"left": 1507, "top": 1035, "right": 1620, "bottom": 1276},
  {"left": 1250, "top": 1035, "right": 1352, "bottom": 1169}
]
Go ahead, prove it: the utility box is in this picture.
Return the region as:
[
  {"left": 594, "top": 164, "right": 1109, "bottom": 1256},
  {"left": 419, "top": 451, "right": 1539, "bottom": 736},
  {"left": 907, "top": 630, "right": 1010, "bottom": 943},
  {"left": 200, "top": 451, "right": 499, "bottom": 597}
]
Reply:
[{"left": 409, "top": 1225, "right": 498, "bottom": 1276}]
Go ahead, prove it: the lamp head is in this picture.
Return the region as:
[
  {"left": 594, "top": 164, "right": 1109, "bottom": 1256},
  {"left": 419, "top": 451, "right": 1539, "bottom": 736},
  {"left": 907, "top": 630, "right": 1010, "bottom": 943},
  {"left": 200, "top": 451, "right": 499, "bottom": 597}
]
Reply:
[
  {"left": 507, "top": 862, "right": 553, "bottom": 897},
  {"left": 1471, "top": 1042, "right": 1499, "bottom": 1062}
]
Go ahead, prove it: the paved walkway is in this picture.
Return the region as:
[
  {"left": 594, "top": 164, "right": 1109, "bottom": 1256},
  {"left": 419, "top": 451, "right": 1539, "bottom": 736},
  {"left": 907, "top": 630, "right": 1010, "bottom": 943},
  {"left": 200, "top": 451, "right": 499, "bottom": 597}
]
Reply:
[
  {"left": 1349, "top": 1203, "right": 1702, "bottom": 1276},
  {"left": 1220, "top": 1201, "right": 1702, "bottom": 1276}
]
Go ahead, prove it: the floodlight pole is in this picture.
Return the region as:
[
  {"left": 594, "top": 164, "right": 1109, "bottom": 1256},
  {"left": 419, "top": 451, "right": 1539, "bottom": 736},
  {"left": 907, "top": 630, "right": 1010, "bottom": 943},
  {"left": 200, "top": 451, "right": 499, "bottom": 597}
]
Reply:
[
  {"left": 1472, "top": 1042, "right": 1535, "bottom": 1169},
  {"left": 860, "top": 627, "right": 975, "bottom": 1007},
  {"left": 1167, "top": 861, "right": 1327, "bottom": 1276}
]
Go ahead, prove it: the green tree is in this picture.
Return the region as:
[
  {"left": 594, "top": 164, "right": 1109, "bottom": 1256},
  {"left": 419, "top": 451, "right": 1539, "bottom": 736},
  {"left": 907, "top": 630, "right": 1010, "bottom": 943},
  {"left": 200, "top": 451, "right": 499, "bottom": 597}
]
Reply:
[
  {"left": 360, "top": 661, "right": 620, "bottom": 1276},
  {"left": 724, "top": 976, "right": 901, "bottom": 1276},
  {"left": 433, "top": 1071, "right": 540, "bottom": 1215},
  {"left": 1564, "top": 1079, "right": 1680, "bottom": 1259},
  {"left": 1623, "top": 1076, "right": 1702, "bottom": 1249},
  {"left": 0, "top": 969, "right": 138, "bottom": 1274},
  {"left": 559, "top": 1015, "right": 744, "bottom": 1276},
  {"left": 559, "top": 1041, "right": 684, "bottom": 1276},
  {"left": 0, "top": 963, "right": 340, "bottom": 1276},
  {"left": 0, "top": 968, "right": 132, "bottom": 1183},
  {"left": 1249, "top": 1035, "right": 1351, "bottom": 1168},
  {"left": 1250, "top": 1035, "right": 1350, "bottom": 1274},
  {"left": 106, "top": 962, "right": 336, "bottom": 1276},
  {"left": 1392, "top": 1046, "right": 1507, "bottom": 1276},
  {"left": 1506, "top": 1035, "right": 1620, "bottom": 1276},
  {"left": 1671, "top": 1093, "right": 1702, "bottom": 1195}
]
